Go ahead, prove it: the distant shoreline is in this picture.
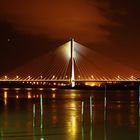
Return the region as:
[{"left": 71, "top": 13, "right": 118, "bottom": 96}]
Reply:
[{"left": 0, "top": 81, "right": 139, "bottom": 91}]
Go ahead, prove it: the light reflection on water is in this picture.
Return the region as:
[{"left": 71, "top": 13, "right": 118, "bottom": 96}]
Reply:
[
  {"left": 0, "top": 88, "right": 139, "bottom": 140},
  {"left": 4, "top": 91, "right": 7, "bottom": 105}
]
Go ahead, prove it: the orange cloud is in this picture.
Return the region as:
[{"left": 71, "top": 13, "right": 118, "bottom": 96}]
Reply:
[{"left": 0, "top": 0, "right": 114, "bottom": 43}]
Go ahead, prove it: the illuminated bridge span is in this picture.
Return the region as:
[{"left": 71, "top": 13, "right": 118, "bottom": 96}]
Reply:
[{"left": 0, "top": 39, "right": 140, "bottom": 87}]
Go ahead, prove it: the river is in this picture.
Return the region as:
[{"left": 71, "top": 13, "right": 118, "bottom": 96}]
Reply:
[{"left": 0, "top": 88, "right": 139, "bottom": 140}]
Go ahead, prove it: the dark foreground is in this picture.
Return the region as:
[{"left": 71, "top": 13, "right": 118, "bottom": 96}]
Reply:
[{"left": 0, "top": 88, "right": 139, "bottom": 140}]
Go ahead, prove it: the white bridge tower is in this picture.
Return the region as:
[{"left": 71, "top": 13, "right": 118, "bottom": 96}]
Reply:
[{"left": 70, "top": 38, "right": 75, "bottom": 87}]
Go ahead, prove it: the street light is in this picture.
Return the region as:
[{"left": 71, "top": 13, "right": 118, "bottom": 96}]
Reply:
[
  {"left": 52, "top": 75, "right": 55, "bottom": 79},
  {"left": 117, "top": 75, "right": 120, "bottom": 79},
  {"left": 28, "top": 76, "right": 31, "bottom": 80},
  {"left": 4, "top": 75, "right": 7, "bottom": 79},
  {"left": 131, "top": 75, "right": 134, "bottom": 79}
]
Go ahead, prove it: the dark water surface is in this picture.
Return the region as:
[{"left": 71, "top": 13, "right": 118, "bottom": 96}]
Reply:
[{"left": 0, "top": 88, "right": 139, "bottom": 140}]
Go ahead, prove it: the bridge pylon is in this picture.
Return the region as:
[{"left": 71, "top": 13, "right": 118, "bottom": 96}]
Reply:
[{"left": 70, "top": 38, "right": 75, "bottom": 87}]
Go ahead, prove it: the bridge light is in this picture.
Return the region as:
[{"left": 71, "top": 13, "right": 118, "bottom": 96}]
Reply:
[
  {"left": 40, "top": 76, "right": 43, "bottom": 79},
  {"left": 43, "top": 82, "right": 46, "bottom": 85},
  {"left": 52, "top": 75, "right": 55, "bottom": 79},
  {"left": 4, "top": 75, "right": 7, "bottom": 79},
  {"left": 65, "top": 75, "right": 68, "bottom": 79},
  {"left": 131, "top": 75, "right": 134, "bottom": 79},
  {"left": 16, "top": 75, "right": 19, "bottom": 79},
  {"left": 51, "top": 88, "right": 56, "bottom": 91},
  {"left": 91, "top": 75, "right": 94, "bottom": 79},
  {"left": 39, "top": 88, "right": 43, "bottom": 91},
  {"left": 78, "top": 75, "right": 80, "bottom": 79},
  {"left": 117, "top": 75, "right": 120, "bottom": 79},
  {"left": 28, "top": 76, "right": 31, "bottom": 80}
]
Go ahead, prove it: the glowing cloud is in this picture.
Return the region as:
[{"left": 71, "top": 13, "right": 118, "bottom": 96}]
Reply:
[{"left": 0, "top": 0, "right": 114, "bottom": 44}]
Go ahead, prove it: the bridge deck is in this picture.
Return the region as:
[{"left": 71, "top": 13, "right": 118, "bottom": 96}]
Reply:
[{"left": 0, "top": 80, "right": 140, "bottom": 82}]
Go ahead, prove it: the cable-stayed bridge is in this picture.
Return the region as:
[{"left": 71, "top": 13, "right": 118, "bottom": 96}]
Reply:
[{"left": 0, "top": 39, "right": 140, "bottom": 87}]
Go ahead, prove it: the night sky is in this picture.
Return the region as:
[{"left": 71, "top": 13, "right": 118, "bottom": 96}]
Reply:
[{"left": 0, "top": 0, "right": 140, "bottom": 74}]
